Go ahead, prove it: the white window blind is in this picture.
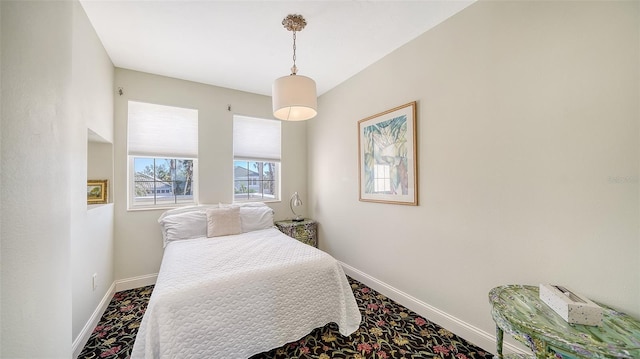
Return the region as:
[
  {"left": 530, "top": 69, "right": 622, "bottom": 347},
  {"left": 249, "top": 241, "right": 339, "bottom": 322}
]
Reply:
[
  {"left": 128, "top": 101, "right": 198, "bottom": 157},
  {"left": 233, "top": 115, "right": 281, "bottom": 161}
]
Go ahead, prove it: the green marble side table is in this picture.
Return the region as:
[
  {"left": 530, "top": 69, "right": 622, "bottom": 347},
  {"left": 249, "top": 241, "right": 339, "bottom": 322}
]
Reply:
[
  {"left": 489, "top": 285, "right": 640, "bottom": 359},
  {"left": 274, "top": 219, "right": 317, "bottom": 247}
]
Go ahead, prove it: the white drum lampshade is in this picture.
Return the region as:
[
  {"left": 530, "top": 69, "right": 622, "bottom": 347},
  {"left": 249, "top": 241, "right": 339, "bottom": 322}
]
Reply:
[{"left": 272, "top": 74, "right": 317, "bottom": 121}]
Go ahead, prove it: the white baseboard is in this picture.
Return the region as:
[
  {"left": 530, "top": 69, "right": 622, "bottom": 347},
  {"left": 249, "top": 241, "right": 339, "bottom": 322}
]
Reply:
[
  {"left": 72, "top": 282, "right": 116, "bottom": 359},
  {"left": 72, "top": 274, "right": 158, "bottom": 358},
  {"left": 115, "top": 273, "right": 158, "bottom": 292},
  {"left": 340, "top": 262, "right": 529, "bottom": 357}
]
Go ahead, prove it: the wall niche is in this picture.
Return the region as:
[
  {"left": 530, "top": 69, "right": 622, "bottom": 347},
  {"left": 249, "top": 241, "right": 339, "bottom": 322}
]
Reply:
[{"left": 87, "top": 128, "right": 113, "bottom": 208}]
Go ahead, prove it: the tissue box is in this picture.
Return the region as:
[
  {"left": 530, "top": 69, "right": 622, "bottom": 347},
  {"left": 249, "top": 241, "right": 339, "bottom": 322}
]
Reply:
[{"left": 539, "top": 284, "right": 602, "bottom": 326}]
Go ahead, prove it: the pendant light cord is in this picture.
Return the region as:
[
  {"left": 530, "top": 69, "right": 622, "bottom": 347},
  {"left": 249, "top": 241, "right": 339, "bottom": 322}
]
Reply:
[
  {"left": 282, "top": 14, "right": 306, "bottom": 75},
  {"left": 291, "top": 30, "right": 298, "bottom": 75}
]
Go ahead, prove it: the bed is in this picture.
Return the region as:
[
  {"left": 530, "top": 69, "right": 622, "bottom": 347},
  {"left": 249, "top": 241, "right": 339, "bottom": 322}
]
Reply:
[{"left": 130, "top": 204, "right": 361, "bottom": 359}]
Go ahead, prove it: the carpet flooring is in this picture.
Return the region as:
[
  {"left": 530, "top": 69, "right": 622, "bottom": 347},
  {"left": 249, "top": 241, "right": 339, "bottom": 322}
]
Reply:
[{"left": 79, "top": 277, "right": 492, "bottom": 359}]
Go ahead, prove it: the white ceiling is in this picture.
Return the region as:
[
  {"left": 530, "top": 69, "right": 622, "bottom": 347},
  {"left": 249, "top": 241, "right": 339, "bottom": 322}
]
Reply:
[{"left": 79, "top": 1, "right": 474, "bottom": 97}]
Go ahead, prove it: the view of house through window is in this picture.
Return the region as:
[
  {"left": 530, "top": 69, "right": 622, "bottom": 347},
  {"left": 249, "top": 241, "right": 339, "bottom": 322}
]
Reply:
[
  {"left": 233, "top": 160, "right": 278, "bottom": 201},
  {"left": 132, "top": 157, "right": 195, "bottom": 206}
]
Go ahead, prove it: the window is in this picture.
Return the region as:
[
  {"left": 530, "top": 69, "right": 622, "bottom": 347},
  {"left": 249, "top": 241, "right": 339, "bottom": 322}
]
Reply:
[
  {"left": 127, "top": 101, "right": 198, "bottom": 209},
  {"left": 233, "top": 115, "right": 281, "bottom": 202},
  {"left": 373, "top": 164, "right": 391, "bottom": 193},
  {"left": 130, "top": 157, "right": 195, "bottom": 207}
]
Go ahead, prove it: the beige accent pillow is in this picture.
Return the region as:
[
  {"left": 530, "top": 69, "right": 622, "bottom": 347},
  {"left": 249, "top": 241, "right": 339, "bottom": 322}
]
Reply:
[{"left": 206, "top": 206, "right": 241, "bottom": 237}]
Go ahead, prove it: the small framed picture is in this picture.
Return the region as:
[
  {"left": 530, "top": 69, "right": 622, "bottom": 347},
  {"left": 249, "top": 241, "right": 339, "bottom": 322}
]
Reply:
[
  {"left": 87, "top": 180, "right": 108, "bottom": 204},
  {"left": 358, "top": 101, "right": 418, "bottom": 205}
]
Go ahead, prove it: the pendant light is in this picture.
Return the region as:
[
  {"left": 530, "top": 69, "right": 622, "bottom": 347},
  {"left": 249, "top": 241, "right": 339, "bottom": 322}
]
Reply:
[{"left": 272, "top": 14, "right": 317, "bottom": 121}]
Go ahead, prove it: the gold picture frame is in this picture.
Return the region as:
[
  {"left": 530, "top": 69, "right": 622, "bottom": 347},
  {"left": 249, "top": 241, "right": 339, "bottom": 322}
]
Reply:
[
  {"left": 358, "top": 101, "right": 418, "bottom": 205},
  {"left": 87, "top": 179, "right": 108, "bottom": 204}
]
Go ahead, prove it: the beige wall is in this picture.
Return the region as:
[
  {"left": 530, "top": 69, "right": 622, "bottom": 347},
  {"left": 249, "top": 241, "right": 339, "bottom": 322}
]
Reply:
[
  {"left": 1, "top": 1, "right": 114, "bottom": 355},
  {"left": 71, "top": 0, "right": 115, "bottom": 347},
  {"left": 113, "top": 69, "right": 308, "bottom": 280},
  {"left": 2, "top": 1, "right": 75, "bottom": 356},
  {"left": 309, "top": 0, "right": 639, "bottom": 347}
]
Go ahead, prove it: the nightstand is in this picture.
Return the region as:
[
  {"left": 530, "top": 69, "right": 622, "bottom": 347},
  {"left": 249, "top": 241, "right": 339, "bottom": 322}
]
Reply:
[
  {"left": 275, "top": 219, "right": 317, "bottom": 247},
  {"left": 489, "top": 285, "right": 640, "bottom": 358}
]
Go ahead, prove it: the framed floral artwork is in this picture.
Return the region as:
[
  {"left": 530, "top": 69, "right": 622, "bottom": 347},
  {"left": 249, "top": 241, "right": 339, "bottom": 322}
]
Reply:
[
  {"left": 358, "top": 101, "right": 417, "bottom": 205},
  {"left": 87, "top": 179, "right": 108, "bottom": 204}
]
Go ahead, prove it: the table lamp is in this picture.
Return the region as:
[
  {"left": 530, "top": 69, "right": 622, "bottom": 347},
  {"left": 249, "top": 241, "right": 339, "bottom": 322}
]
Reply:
[{"left": 290, "top": 192, "right": 303, "bottom": 221}]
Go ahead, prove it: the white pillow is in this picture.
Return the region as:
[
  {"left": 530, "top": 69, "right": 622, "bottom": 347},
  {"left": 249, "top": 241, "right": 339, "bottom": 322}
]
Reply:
[
  {"left": 157, "top": 204, "right": 219, "bottom": 222},
  {"left": 239, "top": 206, "right": 274, "bottom": 232},
  {"left": 158, "top": 211, "right": 208, "bottom": 247},
  {"left": 157, "top": 205, "right": 220, "bottom": 247},
  {"left": 238, "top": 202, "right": 268, "bottom": 207},
  {"left": 219, "top": 202, "right": 266, "bottom": 208},
  {"left": 206, "top": 207, "right": 242, "bottom": 237}
]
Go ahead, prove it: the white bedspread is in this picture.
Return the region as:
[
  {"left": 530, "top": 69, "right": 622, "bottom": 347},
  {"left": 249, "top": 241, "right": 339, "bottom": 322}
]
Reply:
[{"left": 131, "top": 228, "right": 361, "bottom": 359}]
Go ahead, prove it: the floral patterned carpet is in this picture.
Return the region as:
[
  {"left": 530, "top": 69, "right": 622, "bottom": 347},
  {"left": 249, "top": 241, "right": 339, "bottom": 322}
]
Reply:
[{"left": 79, "top": 277, "right": 492, "bottom": 359}]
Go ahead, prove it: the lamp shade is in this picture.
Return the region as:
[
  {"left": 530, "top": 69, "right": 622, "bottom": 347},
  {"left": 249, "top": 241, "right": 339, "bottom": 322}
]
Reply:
[{"left": 272, "top": 74, "right": 317, "bottom": 121}]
